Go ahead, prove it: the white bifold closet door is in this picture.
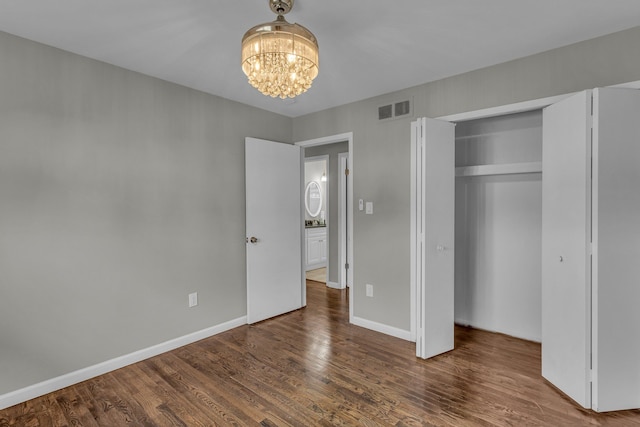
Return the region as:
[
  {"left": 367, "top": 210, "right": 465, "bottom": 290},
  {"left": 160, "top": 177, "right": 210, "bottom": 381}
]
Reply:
[
  {"left": 542, "top": 87, "right": 640, "bottom": 412},
  {"left": 542, "top": 90, "right": 592, "bottom": 408},
  {"left": 411, "top": 117, "right": 455, "bottom": 359}
]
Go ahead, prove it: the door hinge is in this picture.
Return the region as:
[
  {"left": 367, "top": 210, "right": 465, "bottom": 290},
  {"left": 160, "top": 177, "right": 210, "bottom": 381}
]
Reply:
[
  {"left": 345, "top": 263, "right": 349, "bottom": 270},
  {"left": 345, "top": 168, "right": 350, "bottom": 176}
]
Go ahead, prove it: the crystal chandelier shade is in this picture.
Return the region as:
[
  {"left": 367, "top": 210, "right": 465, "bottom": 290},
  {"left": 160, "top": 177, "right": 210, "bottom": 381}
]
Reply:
[{"left": 241, "top": 1, "right": 319, "bottom": 99}]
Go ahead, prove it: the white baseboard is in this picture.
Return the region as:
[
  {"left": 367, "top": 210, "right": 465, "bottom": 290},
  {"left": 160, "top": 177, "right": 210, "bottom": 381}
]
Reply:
[
  {"left": 0, "top": 316, "right": 247, "bottom": 411},
  {"left": 351, "top": 316, "right": 413, "bottom": 341},
  {"left": 454, "top": 317, "right": 471, "bottom": 327},
  {"left": 326, "top": 281, "right": 344, "bottom": 289}
]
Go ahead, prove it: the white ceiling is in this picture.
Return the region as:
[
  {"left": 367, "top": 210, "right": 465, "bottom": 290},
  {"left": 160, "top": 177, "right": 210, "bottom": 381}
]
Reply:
[{"left": 1, "top": 1, "right": 640, "bottom": 117}]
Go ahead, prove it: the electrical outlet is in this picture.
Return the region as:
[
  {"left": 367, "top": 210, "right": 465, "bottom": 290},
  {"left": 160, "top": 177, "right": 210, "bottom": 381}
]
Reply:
[
  {"left": 366, "top": 284, "right": 373, "bottom": 297},
  {"left": 188, "top": 292, "right": 198, "bottom": 307},
  {"left": 365, "top": 202, "right": 373, "bottom": 215}
]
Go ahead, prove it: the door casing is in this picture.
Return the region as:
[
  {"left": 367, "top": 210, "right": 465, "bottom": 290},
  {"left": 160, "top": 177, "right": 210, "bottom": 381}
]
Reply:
[{"left": 296, "top": 133, "right": 354, "bottom": 322}]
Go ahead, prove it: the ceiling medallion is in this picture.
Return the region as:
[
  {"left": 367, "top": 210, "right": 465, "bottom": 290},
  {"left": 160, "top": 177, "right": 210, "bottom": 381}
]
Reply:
[{"left": 241, "top": 0, "right": 319, "bottom": 99}]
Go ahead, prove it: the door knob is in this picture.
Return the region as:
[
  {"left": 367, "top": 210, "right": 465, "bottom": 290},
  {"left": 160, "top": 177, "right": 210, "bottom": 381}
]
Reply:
[{"left": 246, "top": 236, "right": 259, "bottom": 244}]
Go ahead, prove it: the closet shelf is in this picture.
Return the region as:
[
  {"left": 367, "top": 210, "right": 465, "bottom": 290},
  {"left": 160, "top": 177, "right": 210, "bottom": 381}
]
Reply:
[{"left": 455, "top": 161, "right": 542, "bottom": 177}]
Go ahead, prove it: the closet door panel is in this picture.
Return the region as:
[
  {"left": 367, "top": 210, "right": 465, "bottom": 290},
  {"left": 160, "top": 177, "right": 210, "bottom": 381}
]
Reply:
[
  {"left": 423, "top": 118, "right": 455, "bottom": 359},
  {"left": 592, "top": 87, "right": 640, "bottom": 412},
  {"left": 413, "top": 117, "right": 455, "bottom": 359},
  {"left": 541, "top": 91, "right": 592, "bottom": 408}
]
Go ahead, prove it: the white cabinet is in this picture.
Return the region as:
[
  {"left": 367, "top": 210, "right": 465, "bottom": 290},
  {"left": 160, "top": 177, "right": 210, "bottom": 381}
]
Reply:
[
  {"left": 542, "top": 88, "right": 640, "bottom": 412},
  {"left": 305, "top": 227, "right": 326, "bottom": 271}
]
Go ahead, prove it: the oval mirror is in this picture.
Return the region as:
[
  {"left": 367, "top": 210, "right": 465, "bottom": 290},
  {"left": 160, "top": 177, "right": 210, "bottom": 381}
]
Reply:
[{"left": 305, "top": 181, "right": 323, "bottom": 217}]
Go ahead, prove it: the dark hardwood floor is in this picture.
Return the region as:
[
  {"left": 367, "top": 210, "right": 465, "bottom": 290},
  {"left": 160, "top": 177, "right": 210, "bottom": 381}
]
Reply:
[{"left": 2, "top": 281, "right": 640, "bottom": 426}]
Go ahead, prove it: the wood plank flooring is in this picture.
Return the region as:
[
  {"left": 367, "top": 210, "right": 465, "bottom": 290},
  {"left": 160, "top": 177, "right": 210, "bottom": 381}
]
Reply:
[{"left": 2, "top": 281, "right": 640, "bottom": 426}]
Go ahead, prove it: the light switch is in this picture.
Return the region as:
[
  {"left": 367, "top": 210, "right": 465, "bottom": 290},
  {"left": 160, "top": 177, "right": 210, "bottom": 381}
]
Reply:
[
  {"left": 365, "top": 202, "right": 373, "bottom": 215},
  {"left": 359, "top": 199, "right": 364, "bottom": 211}
]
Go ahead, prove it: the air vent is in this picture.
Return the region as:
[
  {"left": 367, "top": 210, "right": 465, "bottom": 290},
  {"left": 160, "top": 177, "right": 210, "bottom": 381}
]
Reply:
[
  {"left": 377, "top": 99, "right": 412, "bottom": 121},
  {"left": 378, "top": 104, "right": 393, "bottom": 120},
  {"left": 395, "top": 100, "right": 411, "bottom": 116}
]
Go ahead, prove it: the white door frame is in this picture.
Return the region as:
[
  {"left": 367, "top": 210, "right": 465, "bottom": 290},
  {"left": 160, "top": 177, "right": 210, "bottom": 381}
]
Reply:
[
  {"left": 296, "top": 133, "right": 354, "bottom": 323},
  {"left": 338, "top": 152, "right": 349, "bottom": 288}
]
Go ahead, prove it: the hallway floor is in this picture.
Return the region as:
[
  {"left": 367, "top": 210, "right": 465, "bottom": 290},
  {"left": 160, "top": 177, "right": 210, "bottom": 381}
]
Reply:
[{"left": 306, "top": 267, "right": 326, "bottom": 283}]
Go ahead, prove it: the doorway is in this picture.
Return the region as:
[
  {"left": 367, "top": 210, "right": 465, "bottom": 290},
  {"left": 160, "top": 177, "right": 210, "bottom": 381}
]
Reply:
[
  {"left": 296, "top": 132, "right": 353, "bottom": 323},
  {"left": 304, "top": 155, "right": 329, "bottom": 284}
]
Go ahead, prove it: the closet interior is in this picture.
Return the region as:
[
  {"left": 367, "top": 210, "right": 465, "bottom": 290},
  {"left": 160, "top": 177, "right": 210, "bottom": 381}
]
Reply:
[
  {"left": 454, "top": 110, "right": 543, "bottom": 342},
  {"left": 451, "top": 87, "right": 640, "bottom": 412}
]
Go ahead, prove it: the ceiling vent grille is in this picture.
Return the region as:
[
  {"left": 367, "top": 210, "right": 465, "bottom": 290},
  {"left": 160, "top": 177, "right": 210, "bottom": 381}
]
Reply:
[{"left": 378, "top": 99, "right": 412, "bottom": 121}]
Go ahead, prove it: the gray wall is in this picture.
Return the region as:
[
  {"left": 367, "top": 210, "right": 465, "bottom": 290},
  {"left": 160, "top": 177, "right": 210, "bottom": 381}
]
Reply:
[
  {"left": 293, "top": 25, "right": 640, "bottom": 332},
  {"left": 0, "top": 31, "right": 291, "bottom": 395},
  {"left": 305, "top": 142, "right": 349, "bottom": 284}
]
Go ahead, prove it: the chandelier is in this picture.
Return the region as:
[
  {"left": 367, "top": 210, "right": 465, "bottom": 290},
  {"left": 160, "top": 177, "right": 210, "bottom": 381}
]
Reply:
[{"left": 241, "top": 0, "right": 319, "bottom": 99}]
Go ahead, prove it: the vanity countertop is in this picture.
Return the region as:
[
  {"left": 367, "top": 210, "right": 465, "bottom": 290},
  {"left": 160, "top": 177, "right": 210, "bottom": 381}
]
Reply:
[{"left": 305, "top": 224, "right": 326, "bottom": 229}]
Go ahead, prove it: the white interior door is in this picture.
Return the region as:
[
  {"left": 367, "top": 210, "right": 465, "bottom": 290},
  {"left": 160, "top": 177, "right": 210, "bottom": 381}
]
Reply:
[
  {"left": 246, "top": 137, "right": 304, "bottom": 324},
  {"left": 591, "top": 87, "right": 640, "bottom": 412},
  {"left": 541, "top": 91, "right": 592, "bottom": 408},
  {"left": 412, "top": 117, "right": 455, "bottom": 359}
]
